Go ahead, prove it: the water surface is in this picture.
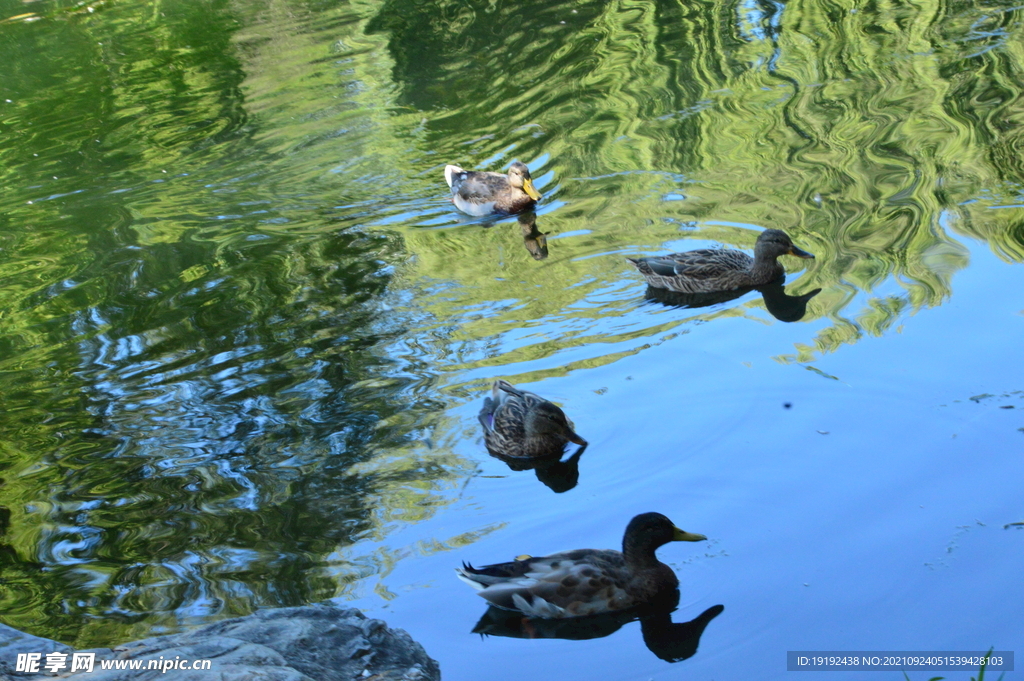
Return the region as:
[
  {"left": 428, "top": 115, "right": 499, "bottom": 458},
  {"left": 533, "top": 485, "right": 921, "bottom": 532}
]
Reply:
[{"left": 0, "top": 0, "right": 1022, "bottom": 677}]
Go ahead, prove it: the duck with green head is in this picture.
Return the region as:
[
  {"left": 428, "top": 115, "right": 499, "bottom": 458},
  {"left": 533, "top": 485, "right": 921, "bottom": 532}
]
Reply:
[
  {"left": 456, "top": 512, "right": 707, "bottom": 618},
  {"left": 445, "top": 161, "right": 542, "bottom": 216}
]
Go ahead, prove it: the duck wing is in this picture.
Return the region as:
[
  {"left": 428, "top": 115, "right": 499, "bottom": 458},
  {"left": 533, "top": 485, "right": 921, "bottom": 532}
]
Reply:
[
  {"left": 489, "top": 376, "right": 552, "bottom": 426},
  {"left": 478, "top": 395, "right": 498, "bottom": 431},
  {"left": 479, "top": 381, "right": 531, "bottom": 457},
  {"left": 457, "top": 550, "right": 637, "bottom": 618},
  {"left": 450, "top": 170, "right": 509, "bottom": 200},
  {"left": 637, "top": 249, "right": 753, "bottom": 281},
  {"left": 479, "top": 380, "right": 532, "bottom": 435}
]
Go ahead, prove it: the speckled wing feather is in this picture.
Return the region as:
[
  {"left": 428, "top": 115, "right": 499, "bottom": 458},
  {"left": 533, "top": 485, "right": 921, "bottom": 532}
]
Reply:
[
  {"left": 629, "top": 248, "right": 757, "bottom": 293},
  {"left": 480, "top": 380, "right": 541, "bottom": 457},
  {"left": 452, "top": 171, "right": 510, "bottom": 200},
  {"left": 459, "top": 550, "right": 639, "bottom": 618},
  {"left": 644, "top": 249, "right": 752, "bottom": 279}
]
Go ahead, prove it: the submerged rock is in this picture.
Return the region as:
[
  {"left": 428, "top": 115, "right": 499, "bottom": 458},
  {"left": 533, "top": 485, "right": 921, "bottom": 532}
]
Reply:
[{"left": 0, "top": 604, "right": 439, "bottom": 681}]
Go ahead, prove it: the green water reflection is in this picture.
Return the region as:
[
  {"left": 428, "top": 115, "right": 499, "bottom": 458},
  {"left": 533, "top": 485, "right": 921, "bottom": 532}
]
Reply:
[{"left": 0, "top": 0, "right": 1022, "bottom": 663}]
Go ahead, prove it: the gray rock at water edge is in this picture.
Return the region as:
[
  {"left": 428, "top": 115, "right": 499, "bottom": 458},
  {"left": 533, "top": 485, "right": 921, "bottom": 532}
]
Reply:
[
  {"left": 0, "top": 604, "right": 439, "bottom": 681},
  {"left": 0, "top": 625, "right": 75, "bottom": 680}
]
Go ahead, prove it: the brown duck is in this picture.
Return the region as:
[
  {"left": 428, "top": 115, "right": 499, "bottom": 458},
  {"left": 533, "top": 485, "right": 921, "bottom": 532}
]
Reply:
[
  {"left": 455, "top": 512, "right": 707, "bottom": 618},
  {"left": 628, "top": 229, "right": 814, "bottom": 293},
  {"left": 444, "top": 161, "right": 541, "bottom": 216},
  {"left": 478, "top": 380, "right": 586, "bottom": 459}
]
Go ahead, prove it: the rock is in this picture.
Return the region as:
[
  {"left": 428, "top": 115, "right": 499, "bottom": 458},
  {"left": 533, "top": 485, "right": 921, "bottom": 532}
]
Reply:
[
  {"left": 0, "top": 605, "right": 438, "bottom": 681},
  {"left": 0, "top": 624, "right": 74, "bottom": 679}
]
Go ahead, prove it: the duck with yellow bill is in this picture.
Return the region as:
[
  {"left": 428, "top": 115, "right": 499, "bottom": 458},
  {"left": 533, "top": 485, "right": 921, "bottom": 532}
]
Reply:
[
  {"left": 444, "top": 161, "right": 542, "bottom": 216},
  {"left": 456, "top": 513, "right": 707, "bottom": 618}
]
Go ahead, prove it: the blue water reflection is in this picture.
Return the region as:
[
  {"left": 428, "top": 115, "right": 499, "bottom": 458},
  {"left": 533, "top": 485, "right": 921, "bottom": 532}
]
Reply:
[{"left": 1, "top": 0, "right": 1022, "bottom": 675}]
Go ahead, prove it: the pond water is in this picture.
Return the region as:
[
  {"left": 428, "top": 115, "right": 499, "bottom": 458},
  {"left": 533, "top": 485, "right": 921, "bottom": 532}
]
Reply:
[{"left": 1, "top": 0, "right": 1022, "bottom": 678}]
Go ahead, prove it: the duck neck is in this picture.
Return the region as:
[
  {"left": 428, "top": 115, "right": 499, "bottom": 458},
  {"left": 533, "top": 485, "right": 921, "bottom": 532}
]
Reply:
[
  {"left": 623, "top": 537, "right": 663, "bottom": 571},
  {"left": 523, "top": 433, "right": 563, "bottom": 457},
  {"left": 750, "top": 250, "right": 782, "bottom": 279}
]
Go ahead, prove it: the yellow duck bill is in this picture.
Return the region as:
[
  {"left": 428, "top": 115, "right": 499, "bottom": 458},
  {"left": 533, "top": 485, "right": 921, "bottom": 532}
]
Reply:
[
  {"left": 673, "top": 528, "right": 708, "bottom": 542},
  {"left": 522, "top": 178, "right": 542, "bottom": 201}
]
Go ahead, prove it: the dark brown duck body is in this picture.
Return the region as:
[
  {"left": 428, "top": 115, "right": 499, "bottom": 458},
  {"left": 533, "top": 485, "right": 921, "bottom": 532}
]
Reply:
[
  {"left": 455, "top": 512, "right": 707, "bottom": 619},
  {"left": 478, "top": 379, "right": 586, "bottom": 459},
  {"left": 628, "top": 229, "right": 814, "bottom": 293}
]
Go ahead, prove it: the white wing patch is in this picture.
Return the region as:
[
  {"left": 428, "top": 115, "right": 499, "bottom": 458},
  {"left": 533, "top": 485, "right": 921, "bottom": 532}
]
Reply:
[
  {"left": 444, "top": 165, "right": 464, "bottom": 188},
  {"left": 452, "top": 194, "right": 497, "bottom": 216},
  {"left": 454, "top": 567, "right": 488, "bottom": 591},
  {"left": 457, "top": 554, "right": 632, "bottom": 619},
  {"left": 512, "top": 594, "right": 567, "bottom": 618}
]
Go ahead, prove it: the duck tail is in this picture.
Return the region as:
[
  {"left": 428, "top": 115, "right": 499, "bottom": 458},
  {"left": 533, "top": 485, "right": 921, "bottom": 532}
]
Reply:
[
  {"left": 493, "top": 379, "right": 522, "bottom": 397},
  {"left": 444, "top": 165, "right": 464, "bottom": 189},
  {"left": 459, "top": 557, "right": 534, "bottom": 581},
  {"left": 455, "top": 565, "right": 489, "bottom": 590},
  {"left": 626, "top": 257, "right": 649, "bottom": 274}
]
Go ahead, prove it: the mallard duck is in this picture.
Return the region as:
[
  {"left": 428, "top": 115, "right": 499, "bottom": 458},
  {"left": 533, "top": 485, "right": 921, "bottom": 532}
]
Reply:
[
  {"left": 444, "top": 161, "right": 541, "bottom": 216},
  {"left": 478, "top": 380, "right": 586, "bottom": 459},
  {"left": 456, "top": 512, "right": 707, "bottom": 618},
  {"left": 627, "top": 229, "right": 814, "bottom": 293}
]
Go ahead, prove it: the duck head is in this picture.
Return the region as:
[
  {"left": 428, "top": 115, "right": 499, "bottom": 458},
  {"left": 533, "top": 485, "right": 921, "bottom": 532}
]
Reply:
[
  {"left": 755, "top": 229, "right": 814, "bottom": 259},
  {"left": 524, "top": 401, "right": 586, "bottom": 445},
  {"left": 624, "top": 513, "right": 707, "bottom": 553},
  {"left": 508, "top": 161, "right": 542, "bottom": 201}
]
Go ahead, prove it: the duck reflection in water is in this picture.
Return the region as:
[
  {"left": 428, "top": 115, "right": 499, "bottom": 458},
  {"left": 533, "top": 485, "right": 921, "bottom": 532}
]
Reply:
[
  {"left": 472, "top": 601, "right": 724, "bottom": 663},
  {"left": 478, "top": 379, "right": 587, "bottom": 493},
  {"left": 489, "top": 445, "right": 585, "bottom": 493},
  {"left": 644, "top": 278, "right": 822, "bottom": 322},
  {"left": 517, "top": 212, "right": 548, "bottom": 260}
]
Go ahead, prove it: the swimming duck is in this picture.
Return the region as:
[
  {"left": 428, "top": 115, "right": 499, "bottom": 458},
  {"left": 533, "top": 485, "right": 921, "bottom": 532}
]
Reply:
[
  {"left": 444, "top": 161, "right": 541, "bottom": 216},
  {"left": 456, "top": 512, "right": 707, "bottom": 618},
  {"left": 627, "top": 229, "right": 814, "bottom": 294},
  {"left": 478, "top": 380, "right": 586, "bottom": 459}
]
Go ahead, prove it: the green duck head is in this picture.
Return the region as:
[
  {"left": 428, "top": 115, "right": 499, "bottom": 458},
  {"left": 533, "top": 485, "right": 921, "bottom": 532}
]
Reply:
[{"left": 624, "top": 513, "right": 707, "bottom": 553}]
